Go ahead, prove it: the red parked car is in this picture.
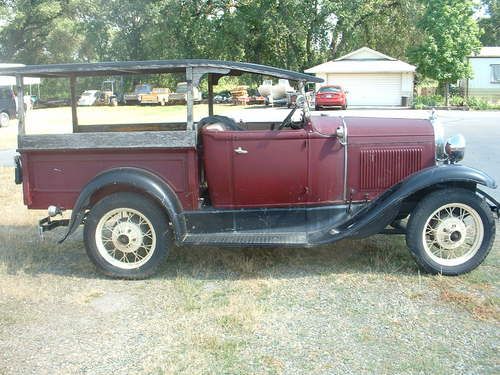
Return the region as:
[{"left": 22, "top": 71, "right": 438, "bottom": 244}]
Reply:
[
  {"left": 315, "top": 85, "right": 347, "bottom": 110},
  {"left": 2, "top": 60, "right": 499, "bottom": 279}
]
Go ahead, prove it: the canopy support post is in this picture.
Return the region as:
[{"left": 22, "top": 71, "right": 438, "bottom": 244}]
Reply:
[
  {"left": 186, "top": 67, "right": 194, "bottom": 130},
  {"left": 16, "top": 74, "right": 25, "bottom": 137},
  {"left": 69, "top": 75, "right": 79, "bottom": 133},
  {"left": 208, "top": 73, "right": 214, "bottom": 116},
  {"left": 298, "top": 80, "right": 311, "bottom": 119}
]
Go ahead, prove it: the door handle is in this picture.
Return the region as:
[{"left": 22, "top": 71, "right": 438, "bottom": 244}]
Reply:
[{"left": 234, "top": 147, "right": 248, "bottom": 154}]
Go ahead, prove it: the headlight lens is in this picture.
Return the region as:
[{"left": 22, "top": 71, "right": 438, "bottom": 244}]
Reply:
[{"left": 445, "top": 134, "right": 466, "bottom": 163}]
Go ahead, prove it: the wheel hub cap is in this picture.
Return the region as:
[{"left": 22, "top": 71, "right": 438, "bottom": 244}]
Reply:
[
  {"left": 111, "top": 222, "right": 142, "bottom": 253},
  {"left": 434, "top": 217, "right": 467, "bottom": 249}
]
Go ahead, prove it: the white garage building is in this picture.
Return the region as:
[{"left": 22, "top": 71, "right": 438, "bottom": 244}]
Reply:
[{"left": 305, "top": 47, "right": 416, "bottom": 107}]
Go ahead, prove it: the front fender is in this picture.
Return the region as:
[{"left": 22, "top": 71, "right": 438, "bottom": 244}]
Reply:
[
  {"left": 59, "top": 167, "right": 185, "bottom": 243},
  {"left": 311, "top": 164, "right": 496, "bottom": 244},
  {"left": 396, "top": 164, "right": 496, "bottom": 196}
]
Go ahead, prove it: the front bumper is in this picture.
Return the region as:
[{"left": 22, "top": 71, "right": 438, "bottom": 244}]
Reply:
[
  {"left": 124, "top": 95, "right": 140, "bottom": 101},
  {"left": 477, "top": 189, "right": 500, "bottom": 220}
]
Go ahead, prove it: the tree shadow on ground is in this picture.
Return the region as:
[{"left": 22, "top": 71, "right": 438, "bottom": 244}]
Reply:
[{"left": 0, "top": 225, "right": 421, "bottom": 281}]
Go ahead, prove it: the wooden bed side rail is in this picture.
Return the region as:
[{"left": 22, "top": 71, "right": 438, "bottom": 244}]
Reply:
[
  {"left": 75, "top": 122, "right": 187, "bottom": 133},
  {"left": 17, "top": 130, "right": 197, "bottom": 151}
]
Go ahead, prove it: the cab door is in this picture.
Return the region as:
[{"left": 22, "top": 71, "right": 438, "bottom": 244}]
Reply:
[{"left": 230, "top": 129, "right": 308, "bottom": 207}]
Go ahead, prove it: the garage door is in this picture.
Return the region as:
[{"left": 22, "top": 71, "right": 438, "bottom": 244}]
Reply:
[{"left": 327, "top": 73, "right": 402, "bottom": 106}]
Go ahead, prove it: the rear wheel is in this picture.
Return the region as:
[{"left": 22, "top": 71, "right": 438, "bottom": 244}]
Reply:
[
  {"left": 406, "top": 189, "right": 495, "bottom": 275},
  {"left": 84, "top": 192, "right": 170, "bottom": 279},
  {"left": 0, "top": 111, "right": 9, "bottom": 127}
]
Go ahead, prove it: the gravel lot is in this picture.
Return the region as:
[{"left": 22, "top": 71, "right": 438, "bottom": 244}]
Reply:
[{"left": 0, "top": 107, "right": 499, "bottom": 374}]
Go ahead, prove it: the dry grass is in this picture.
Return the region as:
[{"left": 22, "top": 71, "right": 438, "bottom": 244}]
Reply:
[
  {"left": 0, "top": 166, "right": 499, "bottom": 374},
  {"left": 0, "top": 120, "right": 18, "bottom": 149},
  {"left": 432, "top": 275, "right": 500, "bottom": 322}
]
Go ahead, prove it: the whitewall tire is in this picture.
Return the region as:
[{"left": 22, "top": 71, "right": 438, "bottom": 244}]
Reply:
[
  {"left": 84, "top": 192, "right": 170, "bottom": 279},
  {"left": 406, "top": 188, "right": 495, "bottom": 275}
]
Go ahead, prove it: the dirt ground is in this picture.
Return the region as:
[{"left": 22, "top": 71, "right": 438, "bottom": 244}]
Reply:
[{"left": 0, "top": 166, "right": 498, "bottom": 375}]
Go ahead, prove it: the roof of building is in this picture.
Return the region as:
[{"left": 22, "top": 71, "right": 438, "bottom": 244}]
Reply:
[
  {"left": 0, "top": 59, "right": 323, "bottom": 83},
  {"left": 470, "top": 47, "right": 500, "bottom": 58},
  {"left": 304, "top": 47, "right": 416, "bottom": 74}
]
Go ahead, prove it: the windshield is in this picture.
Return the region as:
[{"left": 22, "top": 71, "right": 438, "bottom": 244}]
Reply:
[
  {"left": 82, "top": 92, "right": 94, "bottom": 97},
  {"left": 318, "top": 86, "right": 341, "bottom": 93},
  {"left": 176, "top": 83, "right": 188, "bottom": 94},
  {"left": 135, "top": 84, "right": 152, "bottom": 94}
]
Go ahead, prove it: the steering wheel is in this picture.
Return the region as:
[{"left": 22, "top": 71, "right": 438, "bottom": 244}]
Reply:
[{"left": 278, "top": 107, "right": 297, "bottom": 130}]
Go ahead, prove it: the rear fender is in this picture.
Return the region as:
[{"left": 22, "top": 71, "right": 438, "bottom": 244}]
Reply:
[{"left": 59, "top": 167, "right": 185, "bottom": 243}]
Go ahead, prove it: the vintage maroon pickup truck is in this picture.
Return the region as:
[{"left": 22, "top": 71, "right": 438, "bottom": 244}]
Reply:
[{"left": 1, "top": 60, "right": 498, "bottom": 279}]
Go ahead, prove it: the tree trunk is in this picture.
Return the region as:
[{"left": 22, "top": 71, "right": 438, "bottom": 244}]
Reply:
[{"left": 444, "top": 82, "right": 449, "bottom": 107}]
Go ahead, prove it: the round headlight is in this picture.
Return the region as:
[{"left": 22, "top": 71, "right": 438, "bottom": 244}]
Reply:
[{"left": 445, "top": 134, "right": 466, "bottom": 163}]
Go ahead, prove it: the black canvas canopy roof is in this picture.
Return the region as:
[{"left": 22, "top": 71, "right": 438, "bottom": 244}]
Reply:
[{"left": 0, "top": 59, "right": 323, "bottom": 83}]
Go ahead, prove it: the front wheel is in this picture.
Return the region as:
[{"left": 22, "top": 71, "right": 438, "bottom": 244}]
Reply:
[
  {"left": 406, "top": 188, "right": 495, "bottom": 275},
  {"left": 84, "top": 192, "right": 170, "bottom": 279}
]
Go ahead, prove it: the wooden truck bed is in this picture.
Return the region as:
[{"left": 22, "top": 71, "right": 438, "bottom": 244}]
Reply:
[{"left": 18, "top": 131, "right": 200, "bottom": 210}]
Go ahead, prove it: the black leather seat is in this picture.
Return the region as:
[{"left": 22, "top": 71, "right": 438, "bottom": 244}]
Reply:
[{"left": 197, "top": 115, "right": 244, "bottom": 131}]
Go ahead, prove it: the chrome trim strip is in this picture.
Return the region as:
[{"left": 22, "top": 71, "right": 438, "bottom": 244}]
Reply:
[{"left": 341, "top": 116, "right": 348, "bottom": 202}]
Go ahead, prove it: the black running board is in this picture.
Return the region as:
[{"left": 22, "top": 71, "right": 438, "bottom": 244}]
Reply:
[{"left": 182, "top": 232, "right": 308, "bottom": 246}]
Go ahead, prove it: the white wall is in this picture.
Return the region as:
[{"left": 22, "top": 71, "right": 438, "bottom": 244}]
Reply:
[
  {"left": 468, "top": 57, "right": 500, "bottom": 89},
  {"left": 314, "top": 73, "right": 327, "bottom": 91},
  {"left": 467, "top": 57, "right": 500, "bottom": 102},
  {"left": 401, "top": 73, "right": 414, "bottom": 99}
]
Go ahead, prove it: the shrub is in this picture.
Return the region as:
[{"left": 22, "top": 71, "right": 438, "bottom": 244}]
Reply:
[
  {"left": 449, "top": 95, "right": 466, "bottom": 107},
  {"left": 466, "top": 96, "right": 491, "bottom": 110},
  {"left": 412, "top": 95, "right": 444, "bottom": 108}
]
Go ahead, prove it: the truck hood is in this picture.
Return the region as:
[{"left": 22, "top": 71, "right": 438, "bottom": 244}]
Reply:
[{"left": 309, "top": 115, "right": 434, "bottom": 138}]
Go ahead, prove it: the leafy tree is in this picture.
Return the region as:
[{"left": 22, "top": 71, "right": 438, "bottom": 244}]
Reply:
[
  {"left": 328, "top": 0, "right": 424, "bottom": 60},
  {"left": 0, "top": 0, "right": 81, "bottom": 64},
  {"left": 1, "top": 0, "right": 484, "bottom": 100},
  {"left": 408, "top": 0, "right": 482, "bottom": 105},
  {"left": 479, "top": 0, "right": 500, "bottom": 46}
]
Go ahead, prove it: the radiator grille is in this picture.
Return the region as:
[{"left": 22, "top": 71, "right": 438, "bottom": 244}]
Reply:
[{"left": 360, "top": 147, "right": 423, "bottom": 190}]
